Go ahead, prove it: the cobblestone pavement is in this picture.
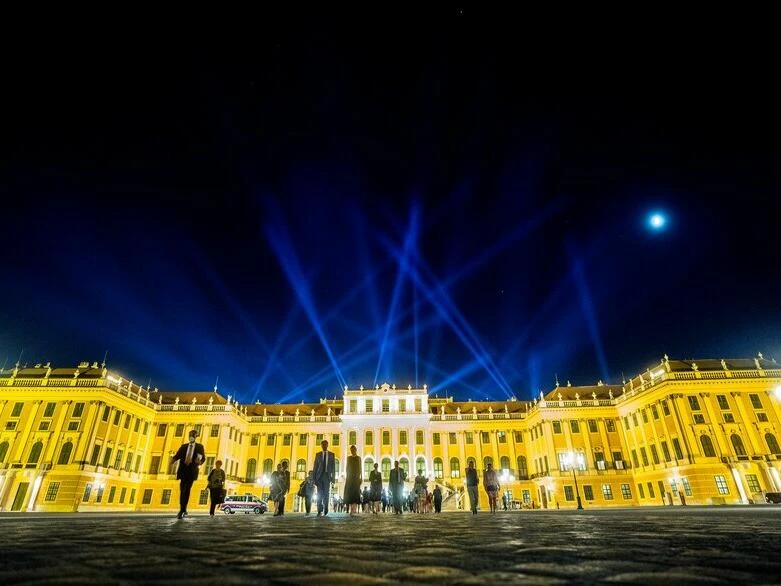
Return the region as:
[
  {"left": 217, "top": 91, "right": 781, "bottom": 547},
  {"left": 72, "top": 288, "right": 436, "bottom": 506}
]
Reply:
[{"left": 1, "top": 507, "right": 780, "bottom": 584}]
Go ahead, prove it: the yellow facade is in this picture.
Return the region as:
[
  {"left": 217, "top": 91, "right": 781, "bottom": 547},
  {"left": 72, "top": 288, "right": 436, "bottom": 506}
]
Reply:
[{"left": 1, "top": 356, "right": 780, "bottom": 513}]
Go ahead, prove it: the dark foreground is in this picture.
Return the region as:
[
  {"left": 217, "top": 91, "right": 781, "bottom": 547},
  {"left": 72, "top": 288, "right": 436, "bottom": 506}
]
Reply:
[{"left": 1, "top": 507, "right": 780, "bottom": 584}]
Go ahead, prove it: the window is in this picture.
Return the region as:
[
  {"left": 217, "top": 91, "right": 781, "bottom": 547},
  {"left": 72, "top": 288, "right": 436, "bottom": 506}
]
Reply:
[
  {"left": 102, "top": 447, "right": 112, "bottom": 468},
  {"left": 651, "top": 405, "right": 659, "bottom": 420},
  {"left": 631, "top": 450, "right": 639, "bottom": 468},
  {"left": 161, "top": 489, "right": 172, "bottom": 505},
  {"left": 67, "top": 421, "right": 80, "bottom": 431},
  {"left": 316, "top": 434, "right": 324, "bottom": 443},
  {"left": 513, "top": 431, "right": 523, "bottom": 443},
  {"left": 349, "top": 400, "right": 357, "bottom": 413},
  {"left": 583, "top": 485, "right": 594, "bottom": 500},
  {"left": 90, "top": 445, "right": 101, "bottom": 467},
  {"left": 662, "top": 400, "right": 670, "bottom": 416},
  {"left": 481, "top": 431, "right": 490, "bottom": 443},
  {"left": 263, "top": 459, "right": 273, "bottom": 475},
  {"left": 73, "top": 402, "right": 84, "bottom": 418},
  {"left": 119, "top": 487, "right": 127, "bottom": 503},
  {"left": 157, "top": 424, "right": 167, "bottom": 437},
  {"left": 700, "top": 435, "right": 716, "bottom": 457},
  {"left": 758, "top": 412, "right": 769, "bottom": 422},
  {"left": 670, "top": 480, "right": 678, "bottom": 497},
  {"left": 124, "top": 414, "right": 131, "bottom": 429},
  {"left": 210, "top": 425, "right": 220, "bottom": 437},
  {"left": 681, "top": 477, "right": 692, "bottom": 497},
  {"left": 594, "top": 450, "right": 605, "bottom": 469},
  {"left": 412, "top": 398, "right": 420, "bottom": 412},
  {"left": 641, "top": 410, "right": 648, "bottom": 424},
  {"left": 495, "top": 431, "right": 506, "bottom": 444},
  {"left": 399, "top": 400, "right": 407, "bottom": 413},
  {"left": 672, "top": 438, "right": 683, "bottom": 460},
  {"left": 267, "top": 434, "right": 276, "bottom": 446},
  {"left": 27, "top": 441, "right": 43, "bottom": 467},
  {"left": 130, "top": 489, "right": 136, "bottom": 504},
  {"left": 638, "top": 483, "right": 645, "bottom": 499},
  {"left": 601, "top": 484, "right": 614, "bottom": 500},
  {"left": 294, "top": 458, "right": 307, "bottom": 478},
  {"left": 332, "top": 434, "right": 340, "bottom": 447},
  {"left": 45, "top": 482, "right": 60, "bottom": 501},
  {"left": 382, "top": 400, "right": 389, "bottom": 413},
  {"left": 348, "top": 431, "right": 356, "bottom": 446},
  {"left": 650, "top": 445, "right": 660, "bottom": 465},
  {"left": 399, "top": 431, "right": 407, "bottom": 445},
  {"left": 450, "top": 457, "right": 461, "bottom": 478},
  {"left": 717, "top": 395, "right": 729, "bottom": 410},
  {"left": 114, "top": 450, "right": 123, "bottom": 470},
  {"left": 766, "top": 433, "right": 781, "bottom": 454},
  {"left": 283, "top": 434, "right": 292, "bottom": 446},
  {"left": 714, "top": 475, "right": 730, "bottom": 495},
  {"left": 746, "top": 474, "right": 761, "bottom": 494},
  {"left": 517, "top": 456, "right": 527, "bottom": 479},
  {"left": 43, "top": 402, "right": 56, "bottom": 417},
  {"left": 465, "top": 432, "right": 473, "bottom": 444},
  {"left": 432, "top": 433, "right": 440, "bottom": 445},
  {"left": 552, "top": 421, "right": 562, "bottom": 434},
  {"left": 588, "top": 420, "right": 598, "bottom": 433},
  {"left": 632, "top": 413, "right": 639, "bottom": 427},
  {"left": 640, "top": 447, "right": 649, "bottom": 466},
  {"left": 125, "top": 452, "right": 133, "bottom": 472},
  {"left": 620, "top": 484, "right": 632, "bottom": 499},
  {"left": 605, "top": 419, "right": 616, "bottom": 433},
  {"left": 723, "top": 413, "right": 735, "bottom": 423},
  {"left": 82, "top": 483, "right": 93, "bottom": 502},
  {"left": 175, "top": 424, "right": 184, "bottom": 437},
  {"left": 564, "top": 486, "right": 575, "bottom": 501},
  {"left": 416, "top": 430, "right": 424, "bottom": 445},
  {"left": 661, "top": 441, "right": 671, "bottom": 462},
  {"left": 149, "top": 456, "right": 161, "bottom": 475},
  {"left": 199, "top": 490, "right": 209, "bottom": 505},
  {"left": 399, "top": 458, "right": 409, "bottom": 475},
  {"left": 365, "top": 431, "right": 373, "bottom": 445},
  {"left": 364, "top": 458, "right": 374, "bottom": 480},
  {"left": 434, "top": 458, "right": 443, "bottom": 479},
  {"left": 366, "top": 399, "right": 373, "bottom": 413},
  {"left": 113, "top": 410, "right": 120, "bottom": 425},
  {"left": 38, "top": 421, "right": 50, "bottom": 431},
  {"left": 688, "top": 396, "right": 700, "bottom": 411},
  {"left": 647, "top": 482, "right": 655, "bottom": 499},
  {"left": 143, "top": 422, "right": 149, "bottom": 435},
  {"left": 382, "top": 458, "right": 392, "bottom": 480},
  {"left": 246, "top": 459, "right": 257, "bottom": 480},
  {"left": 749, "top": 394, "right": 762, "bottom": 409},
  {"left": 299, "top": 433, "right": 308, "bottom": 446},
  {"left": 731, "top": 434, "right": 747, "bottom": 456},
  {"left": 135, "top": 455, "right": 142, "bottom": 473},
  {"left": 500, "top": 456, "right": 510, "bottom": 472},
  {"left": 108, "top": 486, "right": 116, "bottom": 503},
  {"left": 624, "top": 417, "right": 630, "bottom": 430},
  {"left": 382, "top": 431, "right": 390, "bottom": 445},
  {"left": 250, "top": 434, "right": 259, "bottom": 446},
  {"left": 11, "top": 402, "right": 23, "bottom": 417},
  {"left": 57, "top": 442, "right": 73, "bottom": 465},
  {"left": 693, "top": 414, "right": 706, "bottom": 424}
]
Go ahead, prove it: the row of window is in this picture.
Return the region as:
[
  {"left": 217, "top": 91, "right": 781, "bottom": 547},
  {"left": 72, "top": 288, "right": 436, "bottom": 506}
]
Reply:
[
  {"left": 346, "top": 398, "right": 424, "bottom": 413},
  {"left": 551, "top": 419, "right": 618, "bottom": 435},
  {"left": 689, "top": 393, "right": 767, "bottom": 412}
]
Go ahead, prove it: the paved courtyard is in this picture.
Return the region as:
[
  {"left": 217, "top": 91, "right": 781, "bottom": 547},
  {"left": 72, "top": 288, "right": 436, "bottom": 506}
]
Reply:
[{"left": 1, "top": 507, "right": 780, "bottom": 584}]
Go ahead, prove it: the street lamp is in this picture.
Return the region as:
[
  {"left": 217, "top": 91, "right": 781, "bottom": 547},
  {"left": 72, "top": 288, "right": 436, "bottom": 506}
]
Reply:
[{"left": 566, "top": 451, "right": 584, "bottom": 510}]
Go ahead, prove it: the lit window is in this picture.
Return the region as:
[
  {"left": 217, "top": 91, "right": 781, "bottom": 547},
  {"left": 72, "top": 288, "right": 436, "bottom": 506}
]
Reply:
[
  {"left": 45, "top": 482, "right": 60, "bottom": 501},
  {"left": 601, "top": 484, "right": 614, "bottom": 500},
  {"left": 620, "top": 484, "right": 632, "bottom": 499},
  {"left": 714, "top": 475, "right": 729, "bottom": 495}
]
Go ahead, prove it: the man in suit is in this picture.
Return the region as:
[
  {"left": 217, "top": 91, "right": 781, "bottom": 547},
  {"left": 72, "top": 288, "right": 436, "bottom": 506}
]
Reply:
[
  {"left": 465, "top": 459, "right": 479, "bottom": 514},
  {"left": 312, "top": 439, "right": 335, "bottom": 516},
  {"left": 389, "top": 460, "right": 406, "bottom": 515},
  {"left": 171, "top": 429, "right": 205, "bottom": 519}
]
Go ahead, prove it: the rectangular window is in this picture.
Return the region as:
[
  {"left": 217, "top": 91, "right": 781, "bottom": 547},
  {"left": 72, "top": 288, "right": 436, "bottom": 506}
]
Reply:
[
  {"left": 332, "top": 434, "right": 340, "bottom": 446},
  {"left": 399, "top": 431, "right": 407, "bottom": 445},
  {"left": 450, "top": 432, "right": 458, "bottom": 444},
  {"left": 114, "top": 450, "right": 123, "bottom": 470},
  {"left": 348, "top": 431, "right": 356, "bottom": 446},
  {"left": 570, "top": 420, "right": 580, "bottom": 434},
  {"left": 601, "top": 484, "right": 614, "bottom": 500},
  {"left": 38, "top": 421, "right": 50, "bottom": 431},
  {"left": 672, "top": 438, "right": 684, "bottom": 460},
  {"left": 745, "top": 474, "right": 761, "bottom": 494},
  {"left": 681, "top": 477, "right": 693, "bottom": 496},
  {"left": 267, "top": 434, "right": 276, "bottom": 446},
  {"left": 90, "top": 445, "right": 101, "bottom": 467},
  {"left": 102, "top": 448, "right": 113, "bottom": 468},
  {"left": 204, "top": 457, "right": 215, "bottom": 476},
  {"left": 67, "top": 421, "right": 80, "bottom": 431},
  {"left": 749, "top": 394, "right": 762, "bottom": 409},
  {"left": 605, "top": 419, "right": 616, "bottom": 433},
  {"left": 43, "top": 402, "right": 56, "bottom": 417},
  {"left": 161, "top": 489, "right": 172, "bottom": 505},
  {"left": 657, "top": 480, "right": 666, "bottom": 499},
  {"left": 135, "top": 455, "right": 142, "bottom": 473},
  {"left": 349, "top": 400, "right": 357, "bottom": 413},
  {"left": 250, "top": 435, "right": 259, "bottom": 446},
  {"left": 552, "top": 421, "right": 562, "bottom": 434},
  {"left": 365, "top": 430, "right": 373, "bottom": 445},
  {"left": 113, "top": 410, "right": 121, "bottom": 426},
  {"left": 143, "top": 422, "right": 149, "bottom": 435},
  {"left": 382, "top": 400, "right": 389, "bottom": 413},
  {"left": 199, "top": 490, "right": 209, "bottom": 505},
  {"left": 130, "top": 489, "right": 136, "bottom": 504},
  {"left": 641, "top": 410, "right": 648, "bottom": 424},
  {"left": 73, "top": 402, "right": 85, "bottom": 418},
  {"left": 481, "top": 431, "right": 490, "bottom": 443},
  {"left": 588, "top": 420, "right": 598, "bottom": 433},
  {"left": 45, "top": 482, "right": 60, "bottom": 501},
  {"left": 620, "top": 484, "right": 632, "bottom": 499},
  {"left": 612, "top": 451, "right": 623, "bottom": 466},
  {"left": 382, "top": 431, "right": 390, "bottom": 445},
  {"left": 299, "top": 433, "right": 308, "bottom": 446},
  {"left": 108, "top": 486, "right": 116, "bottom": 503},
  {"left": 513, "top": 431, "right": 523, "bottom": 443},
  {"left": 414, "top": 399, "right": 422, "bottom": 412},
  {"left": 142, "top": 489, "right": 153, "bottom": 504},
  {"left": 631, "top": 450, "right": 639, "bottom": 468},
  {"left": 465, "top": 432, "right": 473, "bottom": 444},
  {"left": 11, "top": 402, "right": 23, "bottom": 417},
  {"left": 124, "top": 414, "right": 131, "bottom": 429},
  {"left": 670, "top": 480, "right": 679, "bottom": 497},
  {"left": 175, "top": 424, "right": 185, "bottom": 437},
  {"left": 650, "top": 445, "right": 660, "bottom": 465},
  {"left": 366, "top": 399, "right": 373, "bottom": 413},
  {"left": 96, "top": 486, "right": 104, "bottom": 503},
  {"left": 662, "top": 401, "right": 670, "bottom": 416},
  {"left": 157, "top": 424, "right": 167, "bottom": 437},
  {"left": 717, "top": 395, "right": 729, "bottom": 410},
  {"left": 399, "top": 400, "right": 407, "bottom": 413},
  {"left": 623, "top": 417, "right": 630, "bottom": 431},
  {"left": 583, "top": 485, "right": 594, "bottom": 500},
  {"left": 757, "top": 412, "right": 769, "bottom": 422},
  {"left": 651, "top": 405, "right": 659, "bottom": 420},
  {"left": 433, "top": 433, "right": 440, "bottom": 445},
  {"left": 632, "top": 413, "right": 639, "bottom": 427},
  {"left": 640, "top": 447, "right": 649, "bottom": 466},
  {"left": 693, "top": 414, "right": 706, "bottom": 424},
  {"left": 638, "top": 483, "right": 645, "bottom": 499},
  {"left": 283, "top": 434, "right": 292, "bottom": 446},
  {"left": 647, "top": 482, "right": 655, "bottom": 499},
  {"left": 120, "top": 487, "right": 127, "bottom": 503},
  {"left": 688, "top": 396, "right": 701, "bottom": 411},
  {"left": 661, "top": 441, "right": 671, "bottom": 462},
  {"left": 125, "top": 452, "right": 133, "bottom": 472},
  {"left": 149, "top": 456, "right": 161, "bottom": 475},
  {"left": 723, "top": 413, "right": 735, "bottom": 423},
  {"left": 564, "top": 485, "right": 574, "bottom": 501},
  {"left": 495, "top": 431, "right": 505, "bottom": 443},
  {"left": 82, "top": 483, "right": 93, "bottom": 502},
  {"left": 210, "top": 425, "right": 220, "bottom": 437},
  {"left": 714, "top": 475, "right": 730, "bottom": 495}
]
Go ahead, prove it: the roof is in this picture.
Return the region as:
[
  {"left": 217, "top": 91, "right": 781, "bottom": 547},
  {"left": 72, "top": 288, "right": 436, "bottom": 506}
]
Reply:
[
  {"left": 543, "top": 384, "right": 622, "bottom": 401},
  {"left": 245, "top": 402, "right": 341, "bottom": 417},
  {"left": 151, "top": 391, "right": 229, "bottom": 406},
  {"left": 439, "top": 400, "right": 531, "bottom": 415}
]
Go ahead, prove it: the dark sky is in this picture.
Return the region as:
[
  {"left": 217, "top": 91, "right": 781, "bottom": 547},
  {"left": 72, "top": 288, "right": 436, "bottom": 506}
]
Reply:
[{"left": 2, "top": 16, "right": 780, "bottom": 403}]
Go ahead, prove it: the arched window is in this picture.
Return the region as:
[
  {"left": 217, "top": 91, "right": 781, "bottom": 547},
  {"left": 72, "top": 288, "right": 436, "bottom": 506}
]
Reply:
[
  {"left": 57, "top": 442, "right": 73, "bottom": 465},
  {"left": 262, "top": 458, "right": 274, "bottom": 475},
  {"left": 415, "top": 456, "right": 426, "bottom": 476},
  {"left": 416, "top": 430, "right": 424, "bottom": 445},
  {"left": 450, "top": 457, "right": 461, "bottom": 478},
  {"left": 27, "top": 441, "right": 43, "bottom": 466},
  {"left": 334, "top": 458, "right": 340, "bottom": 475},
  {"left": 399, "top": 457, "right": 409, "bottom": 476},
  {"left": 466, "top": 457, "right": 476, "bottom": 470},
  {"left": 365, "top": 430, "right": 373, "bottom": 446},
  {"left": 700, "top": 435, "right": 716, "bottom": 457},
  {"left": 500, "top": 456, "right": 510, "bottom": 472},
  {"left": 731, "top": 434, "right": 747, "bottom": 456},
  {"left": 766, "top": 433, "right": 781, "bottom": 455},
  {"left": 296, "top": 458, "right": 307, "bottom": 479},
  {"left": 364, "top": 457, "right": 374, "bottom": 480},
  {"left": 517, "top": 455, "right": 528, "bottom": 479},
  {"left": 381, "top": 457, "right": 392, "bottom": 480},
  {"left": 0, "top": 441, "right": 8, "bottom": 463},
  {"left": 348, "top": 431, "right": 356, "bottom": 446},
  {"left": 246, "top": 459, "right": 257, "bottom": 481},
  {"left": 483, "top": 456, "right": 493, "bottom": 470},
  {"left": 433, "top": 457, "right": 443, "bottom": 479}
]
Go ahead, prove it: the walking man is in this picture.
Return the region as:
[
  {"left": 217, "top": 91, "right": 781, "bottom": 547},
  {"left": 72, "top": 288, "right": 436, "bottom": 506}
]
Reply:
[
  {"left": 465, "top": 459, "right": 479, "bottom": 514},
  {"left": 389, "top": 460, "right": 406, "bottom": 514},
  {"left": 171, "top": 429, "right": 205, "bottom": 519},
  {"left": 432, "top": 484, "right": 443, "bottom": 513},
  {"left": 312, "top": 439, "right": 335, "bottom": 516}
]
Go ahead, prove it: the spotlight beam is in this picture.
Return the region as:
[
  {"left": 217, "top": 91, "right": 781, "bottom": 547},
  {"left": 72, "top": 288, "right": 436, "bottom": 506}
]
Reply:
[{"left": 570, "top": 252, "right": 609, "bottom": 382}]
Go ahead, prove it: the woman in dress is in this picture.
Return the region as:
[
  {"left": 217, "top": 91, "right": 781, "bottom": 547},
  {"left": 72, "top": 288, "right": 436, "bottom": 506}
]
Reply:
[
  {"left": 368, "top": 462, "right": 383, "bottom": 514},
  {"left": 343, "top": 445, "right": 362, "bottom": 515},
  {"left": 207, "top": 459, "right": 226, "bottom": 516},
  {"left": 483, "top": 461, "right": 500, "bottom": 513}
]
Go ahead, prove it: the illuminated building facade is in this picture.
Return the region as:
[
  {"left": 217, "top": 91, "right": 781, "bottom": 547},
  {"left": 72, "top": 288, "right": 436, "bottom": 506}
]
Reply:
[{"left": 1, "top": 356, "right": 780, "bottom": 512}]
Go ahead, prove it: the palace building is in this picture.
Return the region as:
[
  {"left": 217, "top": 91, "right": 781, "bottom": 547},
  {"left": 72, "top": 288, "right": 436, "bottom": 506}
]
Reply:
[{"left": 1, "top": 355, "right": 780, "bottom": 513}]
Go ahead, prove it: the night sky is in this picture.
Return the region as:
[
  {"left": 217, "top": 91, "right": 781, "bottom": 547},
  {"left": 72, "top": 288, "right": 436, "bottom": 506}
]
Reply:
[{"left": 2, "top": 18, "right": 779, "bottom": 403}]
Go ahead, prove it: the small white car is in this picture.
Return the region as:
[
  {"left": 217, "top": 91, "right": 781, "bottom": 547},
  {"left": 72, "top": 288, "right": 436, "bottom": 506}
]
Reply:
[{"left": 219, "top": 494, "right": 268, "bottom": 515}]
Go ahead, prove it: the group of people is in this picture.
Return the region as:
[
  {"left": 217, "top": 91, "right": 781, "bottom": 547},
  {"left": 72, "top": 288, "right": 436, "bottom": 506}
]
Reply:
[{"left": 172, "top": 432, "right": 501, "bottom": 519}]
